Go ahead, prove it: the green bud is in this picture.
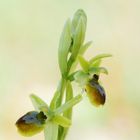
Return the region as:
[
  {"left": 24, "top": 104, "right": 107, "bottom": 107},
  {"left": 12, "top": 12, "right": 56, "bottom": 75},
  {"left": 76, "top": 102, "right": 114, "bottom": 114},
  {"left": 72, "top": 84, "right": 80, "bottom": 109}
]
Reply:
[
  {"left": 71, "top": 17, "right": 86, "bottom": 60},
  {"left": 16, "top": 111, "right": 47, "bottom": 137},
  {"left": 85, "top": 75, "right": 106, "bottom": 106},
  {"left": 58, "top": 19, "right": 71, "bottom": 77},
  {"left": 71, "top": 9, "right": 87, "bottom": 36}
]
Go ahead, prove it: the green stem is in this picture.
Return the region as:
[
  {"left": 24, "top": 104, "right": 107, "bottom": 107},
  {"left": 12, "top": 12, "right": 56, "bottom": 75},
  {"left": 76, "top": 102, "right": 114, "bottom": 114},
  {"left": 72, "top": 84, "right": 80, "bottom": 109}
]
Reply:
[{"left": 58, "top": 78, "right": 67, "bottom": 106}]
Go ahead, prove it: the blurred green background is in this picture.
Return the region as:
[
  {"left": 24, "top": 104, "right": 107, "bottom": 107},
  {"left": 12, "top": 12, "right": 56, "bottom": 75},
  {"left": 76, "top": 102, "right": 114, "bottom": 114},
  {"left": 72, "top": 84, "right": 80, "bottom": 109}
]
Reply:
[{"left": 0, "top": 0, "right": 140, "bottom": 140}]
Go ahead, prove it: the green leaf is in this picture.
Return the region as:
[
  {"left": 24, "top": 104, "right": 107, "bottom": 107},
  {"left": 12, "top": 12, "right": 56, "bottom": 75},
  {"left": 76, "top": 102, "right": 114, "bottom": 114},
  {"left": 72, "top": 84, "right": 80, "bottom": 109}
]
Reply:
[
  {"left": 44, "top": 121, "right": 58, "bottom": 140},
  {"left": 30, "top": 94, "right": 49, "bottom": 113},
  {"left": 89, "top": 67, "right": 108, "bottom": 75},
  {"left": 78, "top": 55, "right": 89, "bottom": 72},
  {"left": 74, "top": 71, "right": 89, "bottom": 86},
  {"left": 58, "top": 19, "right": 72, "bottom": 77},
  {"left": 52, "top": 115, "right": 71, "bottom": 127},
  {"left": 89, "top": 53, "right": 112, "bottom": 64}
]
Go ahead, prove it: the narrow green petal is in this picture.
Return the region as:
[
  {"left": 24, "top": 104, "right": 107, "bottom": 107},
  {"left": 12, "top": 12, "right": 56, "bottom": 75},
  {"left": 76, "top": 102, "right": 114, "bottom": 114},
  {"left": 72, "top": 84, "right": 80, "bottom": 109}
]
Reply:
[
  {"left": 90, "top": 59, "right": 102, "bottom": 67},
  {"left": 89, "top": 53, "right": 112, "bottom": 65}
]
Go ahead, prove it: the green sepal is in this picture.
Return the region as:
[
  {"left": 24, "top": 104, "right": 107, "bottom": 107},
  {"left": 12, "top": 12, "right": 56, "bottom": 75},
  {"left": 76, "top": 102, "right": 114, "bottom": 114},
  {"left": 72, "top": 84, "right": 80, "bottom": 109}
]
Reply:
[
  {"left": 30, "top": 94, "right": 49, "bottom": 116},
  {"left": 78, "top": 55, "right": 90, "bottom": 72},
  {"left": 52, "top": 115, "right": 71, "bottom": 128},
  {"left": 69, "top": 41, "right": 92, "bottom": 73},
  {"left": 58, "top": 19, "right": 71, "bottom": 77}
]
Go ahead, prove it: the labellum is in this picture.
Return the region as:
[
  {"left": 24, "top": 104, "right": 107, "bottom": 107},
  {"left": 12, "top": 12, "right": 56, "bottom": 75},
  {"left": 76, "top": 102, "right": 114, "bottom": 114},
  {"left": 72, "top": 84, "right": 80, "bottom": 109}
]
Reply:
[
  {"left": 15, "top": 111, "right": 47, "bottom": 137},
  {"left": 85, "top": 74, "right": 106, "bottom": 106}
]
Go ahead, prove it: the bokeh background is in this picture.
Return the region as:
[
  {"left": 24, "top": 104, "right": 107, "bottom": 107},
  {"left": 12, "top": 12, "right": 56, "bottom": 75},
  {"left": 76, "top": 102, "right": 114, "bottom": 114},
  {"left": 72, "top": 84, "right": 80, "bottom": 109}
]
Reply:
[{"left": 0, "top": 0, "right": 140, "bottom": 140}]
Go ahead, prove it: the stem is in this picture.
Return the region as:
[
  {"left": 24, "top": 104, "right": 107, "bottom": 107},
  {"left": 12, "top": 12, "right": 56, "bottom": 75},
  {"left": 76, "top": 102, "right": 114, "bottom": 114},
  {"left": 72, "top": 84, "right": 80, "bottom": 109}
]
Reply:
[{"left": 57, "top": 78, "right": 67, "bottom": 106}]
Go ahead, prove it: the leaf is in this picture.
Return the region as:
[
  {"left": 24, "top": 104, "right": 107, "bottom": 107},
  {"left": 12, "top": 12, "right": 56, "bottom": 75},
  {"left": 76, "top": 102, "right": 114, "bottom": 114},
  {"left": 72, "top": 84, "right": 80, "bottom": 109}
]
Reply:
[
  {"left": 30, "top": 94, "right": 49, "bottom": 112},
  {"left": 44, "top": 121, "right": 58, "bottom": 140},
  {"left": 52, "top": 115, "right": 71, "bottom": 128},
  {"left": 78, "top": 55, "right": 89, "bottom": 72},
  {"left": 89, "top": 67, "right": 108, "bottom": 75},
  {"left": 89, "top": 53, "right": 112, "bottom": 64}
]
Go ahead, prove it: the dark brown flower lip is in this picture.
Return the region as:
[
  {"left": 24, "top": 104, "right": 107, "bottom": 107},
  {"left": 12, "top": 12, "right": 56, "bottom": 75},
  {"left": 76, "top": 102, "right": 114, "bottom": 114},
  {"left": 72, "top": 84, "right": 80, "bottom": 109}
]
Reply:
[
  {"left": 16, "top": 111, "right": 47, "bottom": 126},
  {"left": 87, "top": 74, "right": 106, "bottom": 105}
]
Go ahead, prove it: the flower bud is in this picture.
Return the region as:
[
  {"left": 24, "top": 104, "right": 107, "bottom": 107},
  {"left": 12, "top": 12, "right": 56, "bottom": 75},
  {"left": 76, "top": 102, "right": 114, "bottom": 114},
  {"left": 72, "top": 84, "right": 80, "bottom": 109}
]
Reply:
[
  {"left": 85, "top": 75, "right": 106, "bottom": 106},
  {"left": 16, "top": 111, "right": 47, "bottom": 137}
]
